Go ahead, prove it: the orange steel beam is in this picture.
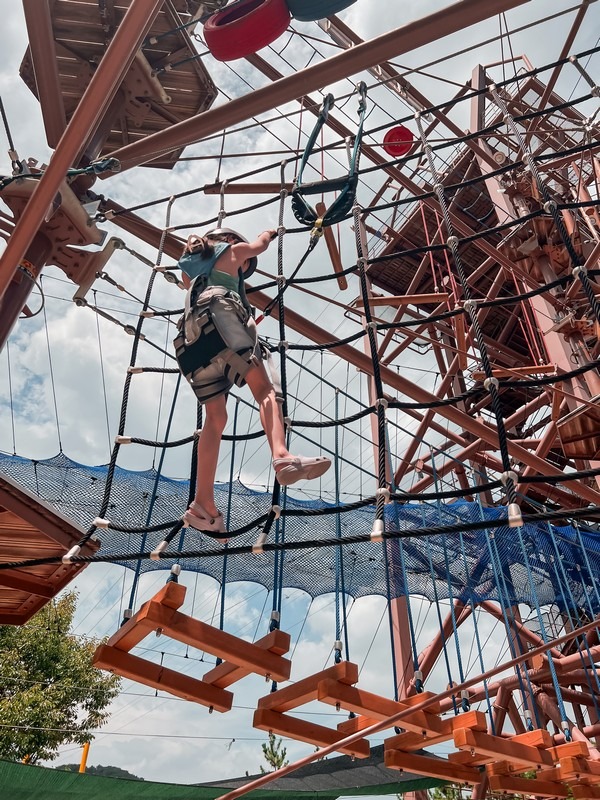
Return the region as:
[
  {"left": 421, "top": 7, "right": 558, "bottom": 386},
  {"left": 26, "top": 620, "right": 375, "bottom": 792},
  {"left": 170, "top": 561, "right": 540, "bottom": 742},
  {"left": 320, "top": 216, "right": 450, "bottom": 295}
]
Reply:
[
  {"left": 0, "top": 0, "right": 164, "bottom": 301},
  {"left": 22, "top": 0, "right": 67, "bottom": 148},
  {"left": 104, "top": 0, "right": 532, "bottom": 172}
]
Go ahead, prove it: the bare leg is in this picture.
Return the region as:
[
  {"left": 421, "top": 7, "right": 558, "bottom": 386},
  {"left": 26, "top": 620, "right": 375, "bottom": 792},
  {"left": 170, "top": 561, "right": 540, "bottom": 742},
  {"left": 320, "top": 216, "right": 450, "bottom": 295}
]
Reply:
[
  {"left": 192, "top": 394, "right": 227, "bottom": 517},
  {"left": 244, "top": 362, "right": 290, "bottom": 460}
]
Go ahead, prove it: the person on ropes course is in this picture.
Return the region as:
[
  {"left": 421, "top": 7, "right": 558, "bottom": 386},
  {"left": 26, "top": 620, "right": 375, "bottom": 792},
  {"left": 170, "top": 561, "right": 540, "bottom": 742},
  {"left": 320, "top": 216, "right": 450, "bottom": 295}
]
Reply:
[{"left": 175, "top": 227, "right": 331, "bottom": 537}]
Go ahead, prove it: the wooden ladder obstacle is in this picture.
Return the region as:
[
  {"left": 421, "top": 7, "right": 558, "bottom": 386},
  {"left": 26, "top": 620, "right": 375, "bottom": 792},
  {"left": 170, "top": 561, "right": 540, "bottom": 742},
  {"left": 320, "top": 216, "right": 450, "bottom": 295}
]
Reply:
[
  {"left": 254, "top": 661, "right": 486, "bottom": 761},
  {"left": 383, "top": 704, "right": 488, "bottom": 786},
  {"left": 383, "top": 700, "right": 599, "bottom": 791},
  {"left": 447, "top": 724, "right": 596, "bottom": 796},
  {"left": 93, "top": 582, "right": 291, "bottom": 712}
]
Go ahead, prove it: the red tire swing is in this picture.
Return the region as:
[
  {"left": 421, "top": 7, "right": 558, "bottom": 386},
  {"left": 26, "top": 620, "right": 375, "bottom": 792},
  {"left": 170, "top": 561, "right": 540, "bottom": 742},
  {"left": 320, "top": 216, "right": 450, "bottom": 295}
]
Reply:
[
  {"left": 285, "top": 0, "right": 357, "bottom": 21},
  {"left": 204, "top": 0, "right": 291, "bottom": 62}
]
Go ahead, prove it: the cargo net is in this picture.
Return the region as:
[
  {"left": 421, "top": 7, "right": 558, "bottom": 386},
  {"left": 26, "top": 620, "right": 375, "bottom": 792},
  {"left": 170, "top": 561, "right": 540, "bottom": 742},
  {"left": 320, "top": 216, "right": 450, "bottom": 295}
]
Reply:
[{"left": 2, "top": 451, "right": 599, "bottom": 613}]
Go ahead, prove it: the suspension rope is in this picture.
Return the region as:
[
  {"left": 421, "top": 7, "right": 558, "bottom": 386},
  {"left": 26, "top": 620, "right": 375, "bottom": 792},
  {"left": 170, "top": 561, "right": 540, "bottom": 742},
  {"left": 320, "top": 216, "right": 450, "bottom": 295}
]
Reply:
[{"left": 415, "top": 111, "right": 523, "bottom": 525}]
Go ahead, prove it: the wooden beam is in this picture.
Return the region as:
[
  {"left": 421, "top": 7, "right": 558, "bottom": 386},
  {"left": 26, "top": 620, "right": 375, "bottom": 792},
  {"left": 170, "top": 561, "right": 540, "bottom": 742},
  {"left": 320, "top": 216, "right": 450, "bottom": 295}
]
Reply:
[
  {"left": 560, "top": 757, "right": 600, "bottom": 784},
  {"left": 0, "top": 569, "right": 55, "bottom": 598},
  {"left": 253, "top": 707, "right": 370, "bottom": 759},
  {"left": 315, "top": 201, "right": 347, "bottom": 290},
  {"left": 454, "top": 728, "right": 554, "bottom": 769},
  {"left": 257, "top": 661, "right": 358, "bottom": 712},
  {"left": 488, "top": 774, "right": 569, "bottom": 797},
  {"left": 384, "top": 710, "right": 487, "bottom": 751},
  {"left": 93, "top": 645, "right": 233, "bottom": 712},
  {"left": 106, "top": 582, "right": 186, "bottom": 652},
  {"left": 202, "top": 629, "right": 290, "bottom": 689},
  {"left": 147, "top": 603, "right": 291, "bottom": 682},
  {"left": 384, "top": 748, "right": 482, "bottom": 785}
]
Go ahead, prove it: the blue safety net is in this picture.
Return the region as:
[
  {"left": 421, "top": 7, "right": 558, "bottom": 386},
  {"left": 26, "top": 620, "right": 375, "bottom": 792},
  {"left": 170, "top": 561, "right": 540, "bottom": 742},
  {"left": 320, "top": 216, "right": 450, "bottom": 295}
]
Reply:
[{"left": 1, "top": 452, "right": 599, "bottom": 613}]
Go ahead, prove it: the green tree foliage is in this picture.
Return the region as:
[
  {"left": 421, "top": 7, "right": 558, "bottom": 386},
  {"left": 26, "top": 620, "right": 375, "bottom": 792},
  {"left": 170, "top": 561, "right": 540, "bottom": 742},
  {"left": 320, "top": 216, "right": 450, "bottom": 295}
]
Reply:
[
  {"left": 260, "top": 732, "right": 288, "bottom": 773},
  {"left": 0, "top": 592, "right": 121, "bottom": 764},
  {"left": 57, "top": 763, "right": 143, "bottom": 780}
]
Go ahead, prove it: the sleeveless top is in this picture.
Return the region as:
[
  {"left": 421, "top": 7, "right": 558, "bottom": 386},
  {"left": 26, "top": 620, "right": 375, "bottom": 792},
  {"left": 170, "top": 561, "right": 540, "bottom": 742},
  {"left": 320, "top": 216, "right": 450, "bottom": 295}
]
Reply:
[{"left": 179, "top": 241, "right": 241, "bottom": 295}]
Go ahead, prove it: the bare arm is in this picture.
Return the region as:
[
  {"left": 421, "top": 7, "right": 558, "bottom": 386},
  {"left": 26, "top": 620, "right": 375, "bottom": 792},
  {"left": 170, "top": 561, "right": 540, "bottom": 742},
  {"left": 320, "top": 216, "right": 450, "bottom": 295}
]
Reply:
[{"left": 230, "top": 230, "right": 277, "bottom": 264}]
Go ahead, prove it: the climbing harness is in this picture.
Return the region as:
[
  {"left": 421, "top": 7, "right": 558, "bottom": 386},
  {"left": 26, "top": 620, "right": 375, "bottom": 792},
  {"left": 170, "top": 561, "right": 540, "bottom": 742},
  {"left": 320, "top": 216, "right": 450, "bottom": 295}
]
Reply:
[
  {"left": 291, "top": 82, "right": 367, "bottom": 234},
  {"left": 174, "top": 285, "right": 261, "bottom": 403}
]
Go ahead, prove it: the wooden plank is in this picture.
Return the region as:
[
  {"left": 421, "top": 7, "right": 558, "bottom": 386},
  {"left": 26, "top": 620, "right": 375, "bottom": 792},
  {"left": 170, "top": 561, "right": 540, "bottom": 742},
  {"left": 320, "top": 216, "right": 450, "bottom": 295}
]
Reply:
[
  {"left": 337, "top": 715, "right": 378, "bottom": 735},
  {"left": 449, "top": 749, "right": 495, "bottom": 767},
  {"left": 384, "top": 748, "right": 482, "bottom": 785},
  {"left": 106, "top": 582, "right": 186, "bottom": 651},
  {"left": 145, "top": 603, "right": 292, "bottom": 682},
  {"left": 549, "top": 741, "right": 590, "bottom": 762},
  {"left": 257, "top": 662, "right": 359, "bottom": 712},
  {"left": 253, "top": 707, "right": 370, "bottom": 759},
  {"left": 385, "top": 711, "right": 487, "bottom": 752},
  {"left": 489, "top": 774, "right": 569, "bottom": 798},
  {"left": 317, "top": 678, "right": 405, "bottom": 720},
  {"left": 93, "top": 645, "right": 233, "bottom": 712},
  {"left": 512, "top": 728, "right": 554, "bottom": 748},
  {"left": 0, "top": 569, "right": 56, "bottom": 598},
  {"left": 571, "top": 784, "right": 600, "bottom": 799},
  {"left": 339, "top": 691, "right": 443, "bottom": 731},
  {"left": 203, "top": 629, "right": 291, "bottom": 689},
  {"left": 315, "top": 201, "right": 347, "bottom": 290},
  {"left": 454, "top": 728, "right": 554, "bottom": 769},
  {"left": 486, "top": 761, "right": 562, "bottom": 780},
  {"left": 560, "top": 757, "right": 600, "bottom": 784},
  {"left": 152, "top": 582, "right": 187, "bottom": 610}
]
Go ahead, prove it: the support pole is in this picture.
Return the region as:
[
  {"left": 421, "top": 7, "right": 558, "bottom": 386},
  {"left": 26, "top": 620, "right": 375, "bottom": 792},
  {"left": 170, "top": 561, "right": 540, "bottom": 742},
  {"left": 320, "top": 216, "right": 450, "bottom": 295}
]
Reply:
[
  {"left": 0, "top": 233, "right": 52, "bottom": 350},
  {"left": 79, "top": 741, "right": 90, "bottom": 774}
]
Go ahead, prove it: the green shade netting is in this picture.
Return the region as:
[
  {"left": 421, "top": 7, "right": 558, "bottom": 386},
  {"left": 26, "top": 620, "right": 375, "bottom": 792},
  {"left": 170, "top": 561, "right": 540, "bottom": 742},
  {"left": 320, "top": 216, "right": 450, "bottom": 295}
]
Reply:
[{"left": 0, "top": 757, "right": 446, "bottom": 800}]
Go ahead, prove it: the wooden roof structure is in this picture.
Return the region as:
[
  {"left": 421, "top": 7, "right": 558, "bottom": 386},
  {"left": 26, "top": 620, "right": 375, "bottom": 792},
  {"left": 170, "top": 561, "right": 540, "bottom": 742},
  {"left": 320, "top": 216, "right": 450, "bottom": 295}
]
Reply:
[{"left": 0, "top": 469, "right": 98, "bottom": 624}]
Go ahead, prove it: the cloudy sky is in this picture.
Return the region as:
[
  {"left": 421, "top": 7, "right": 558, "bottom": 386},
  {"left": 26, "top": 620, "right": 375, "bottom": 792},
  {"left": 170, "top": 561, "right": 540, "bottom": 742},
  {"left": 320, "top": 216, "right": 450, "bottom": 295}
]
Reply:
[{"left": 0, "top": 0, "right": 598, "bottom": 788}]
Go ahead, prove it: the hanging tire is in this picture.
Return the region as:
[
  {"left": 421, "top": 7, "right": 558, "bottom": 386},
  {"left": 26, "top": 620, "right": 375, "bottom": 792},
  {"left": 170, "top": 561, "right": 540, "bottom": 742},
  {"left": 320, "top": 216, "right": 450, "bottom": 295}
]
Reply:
[
  {"left": 204, "top": 0, "right": 291, "bottom": 62},
  {"left": 285, "top": 0, "right": 357, "bottom": 22}
]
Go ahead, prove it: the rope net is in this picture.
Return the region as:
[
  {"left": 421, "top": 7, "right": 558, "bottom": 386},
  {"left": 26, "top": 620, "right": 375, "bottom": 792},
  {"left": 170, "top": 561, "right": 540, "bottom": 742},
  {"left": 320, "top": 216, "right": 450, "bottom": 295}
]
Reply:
[{"left": 3, "top": 451, "right": 599, "bottom": 611}]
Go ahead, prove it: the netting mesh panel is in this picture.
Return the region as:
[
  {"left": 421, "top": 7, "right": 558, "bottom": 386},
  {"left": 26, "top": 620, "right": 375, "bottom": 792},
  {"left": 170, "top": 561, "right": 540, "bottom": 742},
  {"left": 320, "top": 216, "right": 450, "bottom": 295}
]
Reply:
[{"left": 2, "top": 452, "right": 599, "bottom": 611}]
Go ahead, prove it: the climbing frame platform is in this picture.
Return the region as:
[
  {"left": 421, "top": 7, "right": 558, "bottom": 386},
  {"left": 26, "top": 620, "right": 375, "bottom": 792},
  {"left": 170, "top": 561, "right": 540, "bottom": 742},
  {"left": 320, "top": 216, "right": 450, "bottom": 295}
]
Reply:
[
  {"left": 0, "top": 470, "right": 99, "bottom": 625},
  {"left": 93, "top": 581, "right": 291, "bottom": 712},
  {"left": 255, "top": 662, "right": 488, "bottom": 762}
]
